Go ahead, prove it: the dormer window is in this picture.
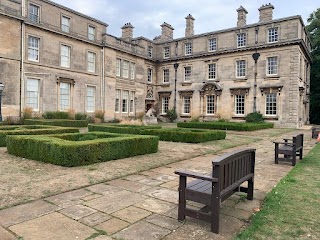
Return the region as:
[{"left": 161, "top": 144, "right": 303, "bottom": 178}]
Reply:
[
  {"left": 237, "top": 33, "right": 246, "bottom": 48},
  {"left": 185, "top": 42, "right": 192, "bottom": 55},
  {"left": 29, "top": 3, "right": 40, "bottom": 23},
  {"left": 164, "top": 46, "right": 170, "bottom": 58},
  {"left": 268, "top": 27, "right": 278, "bottom": 43}
]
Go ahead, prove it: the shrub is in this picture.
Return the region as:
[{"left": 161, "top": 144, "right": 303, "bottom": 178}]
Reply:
[
  {"left": 42, "top": 111, "right": 69, "bottom": 119},
  {"left": 177, "top": 121, "right": 274, "bottom": 131},
  {"left": 89, "top": 124, "right": 161, "bottom": 135},
  {"left": 0, "top": 125, "right": 79, "bottom": 147},
  {"left": 2, "top": 116, "right": 21, "bottom": 125},
  {"left": 24, "top": 119, "right": 88, "bottom": 127},
  {"left": 166, "top": 109, "right": 177, "bottom": 122},
  {"left": 6, "top": 132, "right": 159, "bottom": 167},
  {"left": 22, "top": 107, "right": 33, "bottom": 119},
  {"left": 245, "top": 112, "right": 264, "bottom": 123},
  {"left": 190, "top": 116, "right": 200, "bottom": 122},
  {"left": 75, "top": 112, "right": 88, "bottom": 120},
  {"left": 94, "top": 110, "right": 105, "bottom": 123},
  {"left": 67, "top": 109, "right": 75, "bottom": 120}
]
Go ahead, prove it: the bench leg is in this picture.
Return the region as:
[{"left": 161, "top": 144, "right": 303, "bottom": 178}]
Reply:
[
  {"left": 274, "top": 143, "right": 279, "bottom": 164},
  {"left": 247, "top": 178, "right": 254, "bottom": 200},
  {"left": 299, "top": 148, "right": 303, "bottom": 160},
  {"left": 292, "top": 150, "right": 297, "bottom": 166},
  {"left": 177, "top": 176, "right": 187, "bottom": 221},
  {"left": 211, "top": 183, "right": 220, "bottom": 234}
]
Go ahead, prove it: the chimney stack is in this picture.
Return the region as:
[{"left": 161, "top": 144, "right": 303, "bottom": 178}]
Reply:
[
  {"left": 237, "top": 6, "right": 248, "bottom": 27},
  {"left": 259, "top": 3, "right": 274, "bottom": 22},
  {"left": 185, "top": 14, "right": 195, "bottom": 37},
  {"left": 161, "top": 22, "right": 174, "bottom": 40},
  {"left": 121, "top": 23, "right": 134, "bottom": 41}
]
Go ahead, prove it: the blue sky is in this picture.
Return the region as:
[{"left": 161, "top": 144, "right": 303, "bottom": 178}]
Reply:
[{"left": 52, "top": 0, "right": 318, "bottom": 39}]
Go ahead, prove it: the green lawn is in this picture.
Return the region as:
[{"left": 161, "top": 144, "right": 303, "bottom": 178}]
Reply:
[{"left": 236, "top": 144, "right": 320, "bottom": 240}]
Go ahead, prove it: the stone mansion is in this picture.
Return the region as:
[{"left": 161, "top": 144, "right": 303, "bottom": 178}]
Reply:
[{"left": 0, "top": 0, "right": 311, "bottom": 127}]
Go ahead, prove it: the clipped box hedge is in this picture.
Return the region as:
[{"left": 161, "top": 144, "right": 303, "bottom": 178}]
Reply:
[
  {"left": 89, "top": 124, "right": 226, "bottom": 143},
  {"left": 141, "top": 128, "right": 226, "bottom": 143},
  {"left": 6, "top": 132, "right": 159, "bottom": 167},
  {"left": 177, "top": 121, "right": 274, "bottom": 131},
  {"left": 24, "top": 119, "right": 88, "bottom": 127},
  {"left": 0, "top": 125, "right": 79, "bottom": 147},
  {"left": 88, "top": 124, "right": 161, "bottom": 135}
]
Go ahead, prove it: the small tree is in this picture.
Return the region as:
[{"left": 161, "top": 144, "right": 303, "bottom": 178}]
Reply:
[
  {"left": 245, "top": 112, "right": 264, "bottom": 123},
  {"left": 166, "top": 109, "right": 177, "bottom": 122}
]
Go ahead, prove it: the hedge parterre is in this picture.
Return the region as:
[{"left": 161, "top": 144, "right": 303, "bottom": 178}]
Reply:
[
  {"left": 6, "top": 132, "right": 159, "bottom": 167},
  {"left": 177, "top": 121, "right": 274, "bottom": 131},
  {"left": 89, "top": 124, "right": 226, "bottom": 143},
  {"left": 0, "top": 125, "right": 79, "bottom": 147},
  {"left": 24, "top": 119, "right": 88, "bottom": 127}
]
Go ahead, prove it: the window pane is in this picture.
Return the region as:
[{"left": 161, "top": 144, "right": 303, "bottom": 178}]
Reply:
[
  {"left": 29, "top": 4, "right": 39, "bottom": 23},
  {"left": 26, "top": 79, "right": 39, "bottom": 110},
  {"left": 87, "top": 52, "right": 96, "bottom": 72},
  {"left": 28, "top": 36, "right": 39, "bottom": 61},
  {"left": 130, "top": 63, "right": 135, "bottom": 79},
  {"left": 61, "top": 16, "right": 70, "bottom": 33},
  {"left": 208, "top": 64, "right": 216, "bottom": 80},
  {"left": 268, "top": 27, "right": 278, "bottom": 43},
  {"left": 88, "top": 26, "right": 95, "bottom": 41},
  {"left": 206, "top": 95, "right": 215, "bottom": 114},
  {"left": 184, "top": 67, "right": 191, "bottom": 82},
  {"left": 236, "top": 60, "right": 246, "bottom": 77},
  {"left": 162, "top": 97, "right": 169, "bottom": 114},
  {"left": 130, "top": 91, "right": 135, "bottom": 113},
  {"left": 237, "top": 33, "right": 246, "bottom": 47},
  {"left": 122, "top": 90, "right": 129, "bottom": 112},
  {"left": 235, "top": 95, "right": 245, "bottom": 115},
  {"left": 267, "top": 57, "right": 278, "bottom": 75},
  {"left": 123, "top": 61, "right": 129, "bottom": 78},
  {"left": 209, "top": 38, "right": 217, "bottom": 51},
  {"left": 61, "top": 45, "right": 70, "bottom": 68},
  {"left": 266, "top": 93, "right": 277, "bottom": 115},
  {"left": 115, "top": 89, "right": 120, "bottom": 112},
  {"left": 183, "top": 96, "right": 191, "bottom": 114},
  {"left": 185, "top": 43, "right": 192, "bottom": 55},
  {"left": 60, "top": 83, "right": 70, "bottom": 110},
  {"left": 164, "top": 47, "right": 170, "bottom": 58},
  {"left": 147, "top": 68, "right": 153, "bottom": 83},
  {"left": 163, "top": 69, "right": 170, "bottom": 83},
  {"left": 86, "top": 86, "right": 95, "bottom": 112}
]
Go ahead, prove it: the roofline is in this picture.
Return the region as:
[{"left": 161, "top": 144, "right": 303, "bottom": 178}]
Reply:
[
  {"left": 153, "top": 15, "right": 304, "bottom": 45},
  {"left": 41, "top": 0, "right": 109, "bottom": 27}
]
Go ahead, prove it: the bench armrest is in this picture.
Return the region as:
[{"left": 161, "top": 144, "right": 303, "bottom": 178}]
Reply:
[
  {"left": 175, "top": 170, "right": 218, "bottom": 182},
  {"left": 273, "top": 141, "right": 294, "bottom": 146},
  {"left": 283, "top": 138, "right": 293, "bottom": 142}
]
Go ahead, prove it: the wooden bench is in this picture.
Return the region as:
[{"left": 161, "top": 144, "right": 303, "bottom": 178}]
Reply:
[
  {"left": 174, "top": 148, "right": 256, "bottom": 234},
  {"left": 312, "top": 127, "right": 320, "bottom": 139},
  {"left": 274, "top": 134, "right": 304, "bottom": 166}
]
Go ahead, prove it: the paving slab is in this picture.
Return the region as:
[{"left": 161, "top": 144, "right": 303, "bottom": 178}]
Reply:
[
  {"left": 0, "top": 226, "right": 16, "bottom": 240},
  {"left": 59, "top": 204, "right": 97, "bottom": 220},
  {"left": 134, "top": 198, "right": 177, "bottom": 214},
  {"left": 113, "top": 221, "right": 171, "bottom": 240},
  {"left": 112, "top": 206, "right": 152, "bottom": 223},
  {"left": 145, "top": 214, "right": 182, "bottom": 230},
  {"left": 86, "top": 190, "right": 148, "bottom": 214},
  {"left": 93, "top": 236, "right": 113, "bottom": 240},
  {"left": 138, "top": 177, "right": 164, "bottom": 186},
  {"left": 0, "top": 200, "right": 60, "bottom": 227},
  {"left": 142, "top": 187, "right": 178, "bottom": 204},
  {"left": 9, "top": 212, "right": 96, "bottom": 240},
  {"left": 108, "top": 179, "right": 152, "bottom": 192},
  {"left": 85, "top": 183, "right": 123, "bottom": 195},
  {"left": 96, "top": 218, "right": 130, "bottom": 235},
  {"left": 45, "top": 189, "right": 92, "bottom": 205},
  {"left": 79, "top": 212, "right": 112, "bottom": 227}
]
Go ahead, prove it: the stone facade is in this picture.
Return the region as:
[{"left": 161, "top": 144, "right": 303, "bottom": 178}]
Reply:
[{"left": 0, "top": 0, "right": 311, "bottom": 127}]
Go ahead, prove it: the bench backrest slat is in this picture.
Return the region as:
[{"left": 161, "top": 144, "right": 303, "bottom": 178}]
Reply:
[
  {"left": 212, "top": 149, "right": 255, "bottom": 192},
  {"left": 294, "top": 134, "right": 304, "bottom": 149}
]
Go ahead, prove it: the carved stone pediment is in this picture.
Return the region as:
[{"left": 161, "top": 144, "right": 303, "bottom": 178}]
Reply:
[
  {"left": 230, "top": 87, "right": 250, "bottom": 96},
  {"left": 178, "top": 90, "right": 194, "bottom": 98},
  {"left": 158, "top": 91, "right": 172, "bottom": 98},
  {"left": 199, "top": 83, "right": 223, "bottom": 97},
  {"left": 259, "top": 85, "right": 283, "bottom": 95}
]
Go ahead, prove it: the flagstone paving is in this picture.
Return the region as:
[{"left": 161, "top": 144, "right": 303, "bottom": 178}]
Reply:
[{"left": 0, "top": 128, "right": 315, "bottom": 239}]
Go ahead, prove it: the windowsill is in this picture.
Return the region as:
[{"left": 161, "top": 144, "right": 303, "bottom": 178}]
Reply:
[
  {"left": 232, "top": 116, "right": 245, "bottom": 120},
  {"left": 264, "top": 116, "right": 278, "bottom": 120},
  {"left": 264, "top": 75, "right": 280, "bottom": 80},
  {"left": 147, "top": 82, "right": 153, "bottom": 85},
  {"left": 160, "top": 83, "right": 170, "bottom": 87},
  {"left": 206, "top": 79, "right": 220, "bottom": 82},
  {"left": 180, "top": 115, "right": 191, "bottom": 118},
  {"left": 181, "top": 82, "right": 192, "bottom": 86},
  {"left": 234, "top": 78, "right": 247, "bottom": 82}
]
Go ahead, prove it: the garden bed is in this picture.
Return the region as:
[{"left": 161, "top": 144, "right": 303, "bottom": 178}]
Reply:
[
  {"left": 0, "top": 125, "right": 79, "bottom": 147},
  {"left": 177, "top": 121, "right": 274, "bottom": 131},
  {"left": 6, "top": 132, "right": 159, "bottom": 167},
  {"left": 88, "top": 124, "right": 161, "bottom": 134},
  {"left": 24, "top": 119, "right": 88, "bottom": 127}
]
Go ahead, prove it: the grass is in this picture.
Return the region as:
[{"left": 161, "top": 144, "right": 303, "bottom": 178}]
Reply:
[{"left": 236, "top": 143, "right": 320, "bottom": 240}]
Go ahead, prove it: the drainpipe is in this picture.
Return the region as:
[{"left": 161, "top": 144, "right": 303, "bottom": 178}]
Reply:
[{"left": 101, "top": 47, "right": 105, "bottom": 112}]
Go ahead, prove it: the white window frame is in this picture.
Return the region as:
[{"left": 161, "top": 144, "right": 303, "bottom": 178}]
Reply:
[
  {"left": 184, "top": 66, "right": 192, "bottom": 82},
  {"left": 267, "top": 56, "right": 278, "bottom": 75},
  {"left": 88, "top": 25, "right": 95, "bottom": 41},
  {"left": 206, "top": 95, "right": 215, "bottom": 115},
  {"left": 116, "top": 58, "right": 121, "bottom": 77},
  {"left": 130, "top": 62, "right": 135, "bottom": 79},
  {"left": 87, "top": 51, "right": 96, "bottom": 72},
  {"left": 163, "top": 69, "right": 170, "bottom": 83},
  {"left": 266, "top": 93, "right": 277, "bottom": 116},
  {"left": 59, "top": 82, "right": 71, "bottom": 111},
  {"left": 115, "top": 89, "right": 121, "bottom": 113},
  {"left": 208, "top": 38, "right": 217, "bottom": 52},
  {"left": 235, "top": 95, "right": 245, "bottom": 115},
  {"left": 61, "top": 15, "right": 70, "bottom": 33},
  {"left": 86, "top": 86, "right": 95, "bottom": 113},
  {"left": 268, "top": 27, "right": 278, "bottom": 43},
  {"left": 208, "top": 63, "right": 216, "bottom": 80},
  {"left": 28, "top": 36, "right": 40, "bottom": 62},
  {"left": 130, "top": 91, "right": 135, "bottom": 113},
  {"left": 183, "top": 96, "right": 191, "bottom": 114},
  {"left": 60, "top": 44, "right": 71, "bottom": 68},
  {"left": 122, "top": 90, "right": 129, "bottom": 113},
  {"left": 162, "top": 97, "right": 169, "bottom": 114},
  {"left": 147, "top": 68, "right": 153, "bottom": 83},
  {"left": 185, "top": 42, "right": 192, "bottom": 55},
  {"left": 26, "top": 78, "right": 40, "bottom": 111},
  {"left": 29, "top": 3, "right": 40, "bottom": 23},
  {"left": 237, "top": 33, "right": 246, "bottom": 48},
  {"left": 122, "top": 60, "right": 129, "bottom": 78},
  {"left": 236, "top": 60, "right": 246, "bottom": 78},
  {"left": 164, "top": 46, "right": 170, "bottom": 58}
]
